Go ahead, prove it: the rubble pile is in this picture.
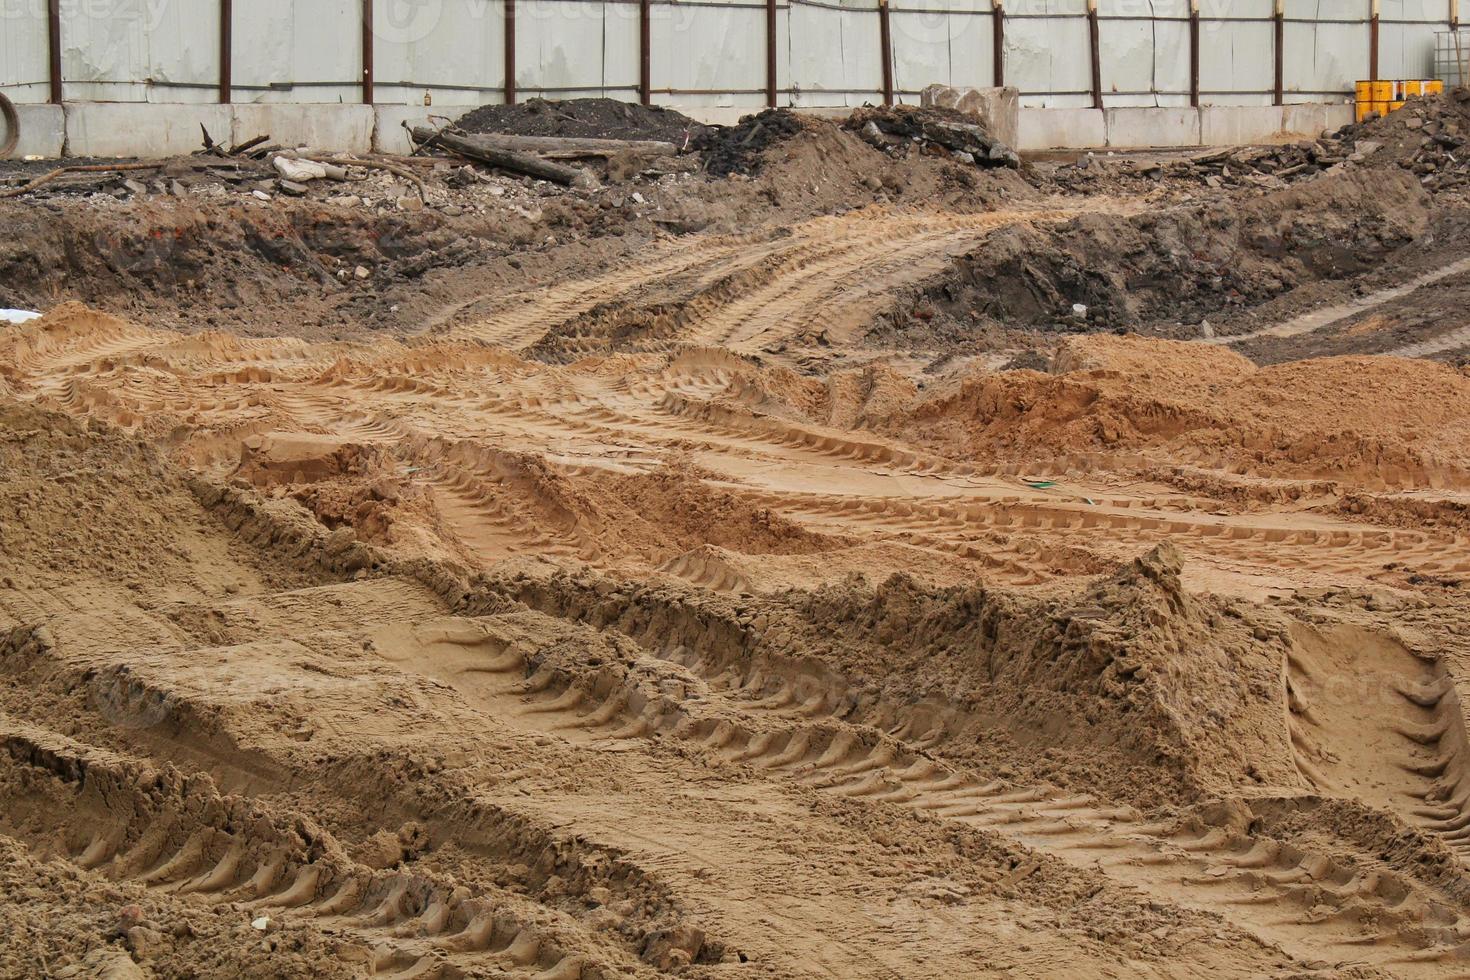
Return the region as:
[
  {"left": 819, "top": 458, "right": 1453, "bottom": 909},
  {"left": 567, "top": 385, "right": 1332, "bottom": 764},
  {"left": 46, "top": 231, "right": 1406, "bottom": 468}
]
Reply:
[
  {"left": 693, "top": 108, "right": 807, "bottom": 177},
  {"left": 847, "top": 104, "right": 1021, "bottom": 169}
]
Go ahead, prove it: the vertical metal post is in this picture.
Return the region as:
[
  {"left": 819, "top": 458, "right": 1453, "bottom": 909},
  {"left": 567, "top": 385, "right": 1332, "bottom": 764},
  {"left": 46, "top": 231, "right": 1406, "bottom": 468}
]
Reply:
[
  {"left": 766, "top": 0, "right": 778, "bottom": 107},
  {"left": 1087, "top": 0, "right": 1102, "bottom": 110},
  {"left": 878, "top": 0, "right": 894, "bottom": 105},
  {"left": 47, "top": 0, "right": 63, "bottom": 104},
  {"left": 220, "top": 0, "right": 233, "bottom": 103},
  {"left": 504, "top": 0, "right": 517, "bottom": 104},
  {"left": 1189, "top": 0, "right": 1199, "bottom": 107},
  {"left": 1274, "top": 0, "right": 1284, "bottom": 106},
  {"left": 640, "top": 0, "right": 652, "bottom": 105},
  {"left": 361, "top": 0, "right": 374, "bottom": 104},
  {"left": 1369, "top": 0, "right": 1380, "bottom": 81},
  {"left": 993, "top": 0, "right": 1005, "bottom": 88}
]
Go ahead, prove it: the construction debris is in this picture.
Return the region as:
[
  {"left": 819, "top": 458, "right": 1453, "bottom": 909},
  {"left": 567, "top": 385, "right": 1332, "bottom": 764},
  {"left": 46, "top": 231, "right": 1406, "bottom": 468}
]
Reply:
[
  {"left": 409, "top": 125, "right": 597, "bottom": 188},
  {"left": 848, "top": 104, "right": 1021, "bottom": 169}
]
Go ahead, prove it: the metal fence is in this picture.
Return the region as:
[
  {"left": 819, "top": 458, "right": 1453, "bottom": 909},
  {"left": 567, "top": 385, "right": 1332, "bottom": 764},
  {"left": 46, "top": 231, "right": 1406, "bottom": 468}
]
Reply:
[{"left": 0, "top": 0, "right": 1464, "bottom": 110}]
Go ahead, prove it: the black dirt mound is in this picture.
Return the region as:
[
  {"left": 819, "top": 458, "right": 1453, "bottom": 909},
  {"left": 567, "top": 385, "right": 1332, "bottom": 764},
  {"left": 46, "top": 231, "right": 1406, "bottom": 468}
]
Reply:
[
  {"left": 694, "top": 109, "right": 806, "bottom": 177},
  {"left": 454, "top": 98, "right": 704, "bottom": 144}
]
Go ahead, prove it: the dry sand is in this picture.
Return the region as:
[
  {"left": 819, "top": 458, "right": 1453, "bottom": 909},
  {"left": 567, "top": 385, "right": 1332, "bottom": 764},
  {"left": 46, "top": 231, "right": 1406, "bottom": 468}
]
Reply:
[{"left": 4, "top": 101, "right": 1470, "bottom": 979}]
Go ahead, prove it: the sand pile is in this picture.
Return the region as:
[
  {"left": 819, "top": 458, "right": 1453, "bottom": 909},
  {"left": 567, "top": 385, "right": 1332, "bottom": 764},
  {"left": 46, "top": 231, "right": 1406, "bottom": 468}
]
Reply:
[{"left": 884, "top": 334, "right": 1470, "bottom": 482}]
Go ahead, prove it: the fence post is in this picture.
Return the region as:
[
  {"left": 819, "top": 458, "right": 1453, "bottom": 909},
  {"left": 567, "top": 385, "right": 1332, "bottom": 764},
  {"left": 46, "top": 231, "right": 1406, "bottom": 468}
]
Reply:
[
  {"left": 1189, "top": 0, "right": 1199, "bottom": 107},
  {"left": 641, "top": 0, "right": 652, "bottom": 105},
  {"left": 219, "top": 0, "right": 232, "bottom": 103},
  {"left": 1369, "top": 0, "right": 1380, "bottom": 81},
  {"left": 993, "top": 0, "right": 1004, "bottom": 88},
  {"left": 878, "top": 0, "right": 894, "bottom": 105},
  {"left": 47, "top": 0, "right": 63, "bottom": 104},
  {"left": 1274, "top": 0, "right": 1284, "bottom": 105},
  {"left": 766, "top": 0, "right": 778, "bottom": 106},
  {"left": 1087, "top": 0, "right": 1102, "bottom": 110},
  {"left": 504, "top": 0, "right": 517, "bottom": 104},
  {"left": 361, "top": 0, "right": 374, "bottom": 104}
]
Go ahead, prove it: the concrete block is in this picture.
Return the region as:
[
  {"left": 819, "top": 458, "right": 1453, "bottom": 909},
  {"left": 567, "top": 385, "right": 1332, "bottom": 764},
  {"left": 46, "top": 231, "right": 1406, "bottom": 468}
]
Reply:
[
  {"left": 1016, "top": 108, "right": 1107, "bottom": 150},
  {"left": 373, "top": 105, "right": 481, "bottom": 154},
  {"left": 231, "top": 104, "right": 374, "bottom": 155},
  {"left": 1106, "top": 107, "right": 1201, "bottom": 148},
  {"left": 4, "top": 104, "right": 65, "bottom": 159},
  {"left": 920, "top": 84, "right": 1020, "bottom": 148},
  {"left": 64, "top": 102, "right": 232, "bottom": 158},
  {"left": 1200, "top": 106, "right": 1286, "bottom": 146}
]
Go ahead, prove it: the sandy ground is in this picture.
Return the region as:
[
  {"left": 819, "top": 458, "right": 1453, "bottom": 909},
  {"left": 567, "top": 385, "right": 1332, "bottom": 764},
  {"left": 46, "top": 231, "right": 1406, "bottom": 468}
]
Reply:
[{"left": 5, "top": 97, "right": 1470, "bottom": 980}]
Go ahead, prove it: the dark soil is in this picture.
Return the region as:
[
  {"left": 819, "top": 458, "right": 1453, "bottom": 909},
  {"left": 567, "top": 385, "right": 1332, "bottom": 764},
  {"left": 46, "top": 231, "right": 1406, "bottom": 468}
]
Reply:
[
  {"left": 869, "top": 167, "right": 1436, "bottom": 355},
  {"left": 454, "top": 98, "right": 706, "bottom": 145},
  {"left": 694, "top": 109, "right": 806, "bottom": 177}
]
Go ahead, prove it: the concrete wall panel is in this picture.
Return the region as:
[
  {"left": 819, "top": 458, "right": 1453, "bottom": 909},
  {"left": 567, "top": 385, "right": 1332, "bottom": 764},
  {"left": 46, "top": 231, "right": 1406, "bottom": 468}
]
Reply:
[
  {"left": 1107, "top": 104, "right": 1198, "bottom": 146},
  {"left": 7, "top": 103, "right": 65, "bottom": 157},
  {"left": 1016, "top": 105, "right": 1105, "bottom": 148},
  {"left": 231, "top": 103, "right": 374, "bottom": 154},
  {"left": 64, "top": 101, "right": 231, "bottom": 157}
]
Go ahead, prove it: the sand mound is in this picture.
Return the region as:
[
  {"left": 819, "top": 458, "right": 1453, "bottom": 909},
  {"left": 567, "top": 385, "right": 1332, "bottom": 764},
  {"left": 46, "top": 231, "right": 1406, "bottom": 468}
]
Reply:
[{"left": 887, "top": 334, "right": 1470, "bottom": 482}]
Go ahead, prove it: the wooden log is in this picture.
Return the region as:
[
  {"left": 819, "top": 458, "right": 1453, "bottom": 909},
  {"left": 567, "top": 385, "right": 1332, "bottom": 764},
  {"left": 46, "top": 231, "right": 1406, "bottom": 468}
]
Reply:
[{"left": 409, "top": 127, "right": 596, "bottom": 187}]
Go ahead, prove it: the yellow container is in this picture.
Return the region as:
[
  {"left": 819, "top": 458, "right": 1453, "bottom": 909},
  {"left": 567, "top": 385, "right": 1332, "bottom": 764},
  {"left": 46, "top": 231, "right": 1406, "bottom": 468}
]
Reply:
[
  {"left": 1372, "top": 100, "right": 1391, "bottom": 117},
  {"left": 1355, "top": 80, "right": 1374, "bottom": 103},
  {"left": 1390, "top": 100, "right": 1406, "bottom": 112},
  {"left": 1355, "top": 102, "right": 1373, "bottom": 122},
  {"left": 1426, "top": 79, "right": 1445, "bottom": 95},
  {"left": 1403, "top": 80, "right": 1424, "bottom": 97},
  {"left": 1369, "top": 80, "right": 1394, "bottom": 102}
]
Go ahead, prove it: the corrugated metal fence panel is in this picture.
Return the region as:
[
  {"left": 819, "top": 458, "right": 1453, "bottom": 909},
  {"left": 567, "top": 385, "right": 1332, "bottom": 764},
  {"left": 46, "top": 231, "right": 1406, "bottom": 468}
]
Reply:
[
  {"left": 1197, "top": 0, "right": 1274, "bottom": 105},
  {"left": 1007, "top": 0, "right": 1092, "bottom": 108},
  {"left": 1098, "top": 0, "right": 1191, "bottom": 107},
  {"left": 58, "top": 0, "right": 219, "bottom": 103},
  {"left": 0, "top": 0, "right": 1451, "bottom": 109},
  {"left": 890, "top": 0, "right": 996, "bottom": 100},
  {"left": 522, "top": 0, "right": 628, "bottom": 99},
  {"left": 1283, "top": 0, "right": 1366, "bottom": 101},
  {"left": 651, "top": 1, "right": 767, "bottom": 105},
  {"left": 234, "top": 0, "right": 361, "bottom": 103},
  {"left": 374, "top": 0, "right": 506, "bottom": 104},
  {"left": 1379, "top": 0, "right": 1444, "bottom": 80},
  {"left": 0, "top": 5, "right": 50, "bottom": 102},
  {"left": 788, "top": 0, "right": 884, "bottom": 106}
]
